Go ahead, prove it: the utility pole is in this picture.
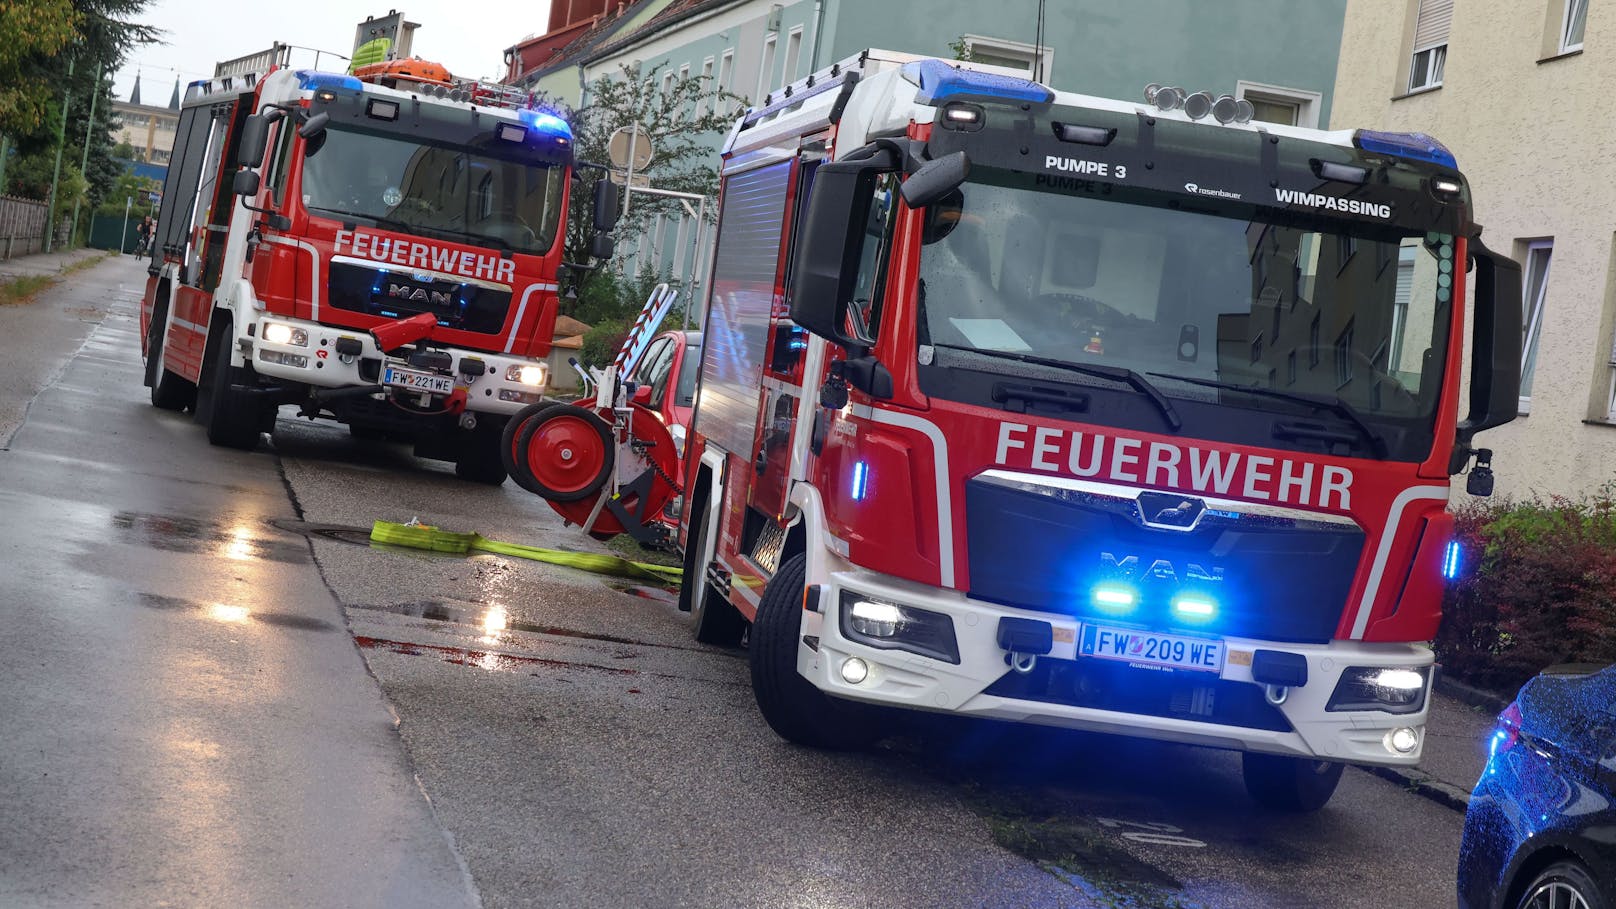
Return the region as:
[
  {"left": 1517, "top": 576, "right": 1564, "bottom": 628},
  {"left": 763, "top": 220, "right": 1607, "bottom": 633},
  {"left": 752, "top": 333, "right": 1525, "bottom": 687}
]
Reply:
[
  {"left": 0, "top": 134, "right": 10, "bottom": 193},
  {"left": 70, "top": 62, "right": 103, "bottom": 247},
  {"left": 44, "top": 56, "right": 75, "bottom": 253},
  {"left": 119, "top": 196, "right": 131, "bottom": 253}
]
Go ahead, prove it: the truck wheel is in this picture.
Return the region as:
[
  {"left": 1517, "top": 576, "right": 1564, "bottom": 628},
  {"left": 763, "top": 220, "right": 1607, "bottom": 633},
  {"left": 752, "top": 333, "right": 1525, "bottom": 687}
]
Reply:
[
  {"left": 197, "top": 316, "right": 263, "bottom": 451},
  {"left": 145, "top": 299, "right": 195, "bottom": 411},
  {"left": 1241, "top": 753, "right": 1344, "bottom": 812},
  {"left": 681, "top": 496, "right": 745, "bottom": 646},
  {"left": 511, "top": 403, "right": 613, "bottom": 503},
  {"left": 454, "top": 418, "right": 508, "bottom": 486},
  {"left": 750, "top": 554, "right": 879, "bottom": 750}
]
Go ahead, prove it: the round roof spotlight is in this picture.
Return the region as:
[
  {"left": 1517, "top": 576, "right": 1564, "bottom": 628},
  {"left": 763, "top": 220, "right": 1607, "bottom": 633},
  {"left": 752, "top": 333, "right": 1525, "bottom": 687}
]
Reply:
[
  {"left": 1184, "top": 91, "right": 1214, "bottom": 120},
  {"left": 1153, "top": 86, "right": 1186, "bottom": 112},
  {"left": 1234, "top": 99, "right": 1255, "bottom": 124},
  {"left": 1144, "top": 82, "right": 1162, "bottom": 104},
  {"left": 1212, "top": 94, "right": 1240, "bottom": 124}
]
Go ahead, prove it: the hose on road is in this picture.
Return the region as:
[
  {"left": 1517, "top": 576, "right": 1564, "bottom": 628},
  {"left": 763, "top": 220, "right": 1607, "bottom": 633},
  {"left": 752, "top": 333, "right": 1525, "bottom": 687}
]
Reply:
[{"left": 369, "top": 520, "right": 682, "bottom": 585}]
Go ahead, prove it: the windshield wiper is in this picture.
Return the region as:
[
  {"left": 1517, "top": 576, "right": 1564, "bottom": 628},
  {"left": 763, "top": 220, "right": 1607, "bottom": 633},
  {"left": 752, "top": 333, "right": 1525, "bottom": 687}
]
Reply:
[
  {"left": 934, "top": 344, "right": 1182, "bottom": 431},
  {"left": 1146, "top": 372, "right": 1389, "bottom": 458}
]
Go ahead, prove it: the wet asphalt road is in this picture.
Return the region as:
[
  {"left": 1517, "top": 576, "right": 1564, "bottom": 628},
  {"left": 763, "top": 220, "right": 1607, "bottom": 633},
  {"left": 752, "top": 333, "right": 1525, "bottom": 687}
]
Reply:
[{"left": 3, "top": 257, "right": 1468, "bottom": 908}]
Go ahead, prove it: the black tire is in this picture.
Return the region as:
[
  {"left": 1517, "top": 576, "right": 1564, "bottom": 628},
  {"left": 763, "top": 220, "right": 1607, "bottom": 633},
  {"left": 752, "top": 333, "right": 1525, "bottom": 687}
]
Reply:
[
  {"left": 501, "top": 400, "right": 559, "bottom": 493},
  {"left": 145, "top": 298, "right": 195, "bottom": 411},
  {"left": 454, "top": 417, "right": 509, "bottom": 486},
  {"left": 1241, "top": 752, "right": 1344, "bottom": 812},
  {"left": 681, "top": 495, "right": 745, "bottom": 646},
  {"left": 749, "top": 554, "right": 880, "bottom": 750},
  {"left": 1515, "top": 860, "right": 1608, "bottom": 909},
  {"left": 511, "top": 403, "right": 613, "bottom": 503},
  {"left": 197, "top": 315, "right": 264, "bottom": 451}
]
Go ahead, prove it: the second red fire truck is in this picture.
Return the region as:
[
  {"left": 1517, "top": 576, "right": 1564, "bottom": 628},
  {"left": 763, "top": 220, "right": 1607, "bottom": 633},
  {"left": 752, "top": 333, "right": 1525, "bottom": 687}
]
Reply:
[
  {"left": 141, "top": 46, "right": 616, "bottom": 483},
  {"left": 515, "top": 50, "right": 1523, "bottom": 812}
]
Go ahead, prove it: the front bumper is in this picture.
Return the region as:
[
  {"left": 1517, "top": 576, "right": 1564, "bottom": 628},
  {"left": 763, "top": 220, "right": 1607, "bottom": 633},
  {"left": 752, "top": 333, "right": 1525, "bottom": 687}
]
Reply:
[
  {"left": 799, "top": 563, "right": 1435, "bottom": 767},
  {"left": 245, "top": 314, "right": 547, "bottom": 415}
]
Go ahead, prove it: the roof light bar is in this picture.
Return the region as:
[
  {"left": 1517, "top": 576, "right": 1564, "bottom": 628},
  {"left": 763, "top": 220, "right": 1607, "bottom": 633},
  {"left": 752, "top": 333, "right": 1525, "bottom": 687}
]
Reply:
[
  {"left": 518, "top": 108, "right": 574, "bottom": 141},
  {"left": 1352, "top": 129, "right": 1458, "bottom": 168},
  {"left": 295, "top": 71, "right": 363, "bottom": 94},
  {"left": 903, "top": 59, "right": 1053, "bottom": 106}
]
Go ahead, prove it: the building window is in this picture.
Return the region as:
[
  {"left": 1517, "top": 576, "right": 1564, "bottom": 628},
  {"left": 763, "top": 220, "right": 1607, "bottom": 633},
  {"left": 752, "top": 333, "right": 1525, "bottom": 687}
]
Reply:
[
  {"left": 757, "top": 33, "right": 778, "bottom": 101},
  {"left": 1286, "top": 350, "right": 1297, "bottom": 386},
  {"left": 782, "top": 26, "right": 804, "bottom": 86},
  {"left": 696, "top": 57, "right": 715, "bottom": 118},
  {"left": 957, "top": 34, "right": 1054, "bottom": 78},
  {"left": 1520, "top": 240, "right": 1553, "bottom": 413},
  {"left": 1335, "top": 319, "right": 1356, "bottom": 388},
  {"left": 718, "top": 50, "right": 735, "bottom": 112},
  {"left": 1235, "top": 81, "right": 1323, "bottom": 128},
  {"left": 1408, "top": 0, "right": 1452, "bottom": 92},
  {"left": 660, "top": 69, "right": 674, "bottom": 101},
  {"left": 1563, "top": 0, "right": 1590, "bottom": 52},
  {"left": 1309, "top": 313, "right": 1321, "bottom": 366},
  {"left": 1251, "top": 334, "right": 1263, "bottom": 364}
]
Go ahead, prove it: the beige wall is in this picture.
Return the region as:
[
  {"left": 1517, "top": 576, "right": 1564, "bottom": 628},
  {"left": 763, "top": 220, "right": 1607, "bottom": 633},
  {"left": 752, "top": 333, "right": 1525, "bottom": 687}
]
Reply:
[{"left": 1333, "top": 0, "right": 1616, "bottom": 500}]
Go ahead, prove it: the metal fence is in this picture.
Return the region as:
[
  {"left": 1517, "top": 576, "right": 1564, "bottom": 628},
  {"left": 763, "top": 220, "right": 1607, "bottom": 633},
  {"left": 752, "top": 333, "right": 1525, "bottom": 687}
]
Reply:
[{"left": 0, "top": 196, "right": 46, "bottom": 260}]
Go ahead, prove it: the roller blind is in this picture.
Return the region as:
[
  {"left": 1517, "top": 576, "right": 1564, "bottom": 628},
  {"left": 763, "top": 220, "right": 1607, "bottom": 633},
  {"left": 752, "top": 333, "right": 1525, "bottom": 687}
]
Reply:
[{"left": 1413, "top": 0, "right": 1453, "bottom": 50}]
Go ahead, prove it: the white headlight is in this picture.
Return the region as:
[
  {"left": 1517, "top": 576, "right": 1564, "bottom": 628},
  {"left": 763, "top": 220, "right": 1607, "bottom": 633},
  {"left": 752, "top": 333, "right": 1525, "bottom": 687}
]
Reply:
[
  {"left": 1373, "top": 669, "right": 1426, "bottom": 691},
  {"left": 506, "top": 364, "right": 548, "bottom": 387},
  {"left": 261, "top": 322, "right": 306, "bottom": 346}
]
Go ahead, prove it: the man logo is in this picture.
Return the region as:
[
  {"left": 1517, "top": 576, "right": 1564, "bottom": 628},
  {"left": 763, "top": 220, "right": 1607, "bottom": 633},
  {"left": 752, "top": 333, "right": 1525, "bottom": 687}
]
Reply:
[
  {"left": 1135, "top": 491, "right": 1205, "bottom": 530},
  {"left": 386, "top": 283, "right": 454, "bottom": 307}
]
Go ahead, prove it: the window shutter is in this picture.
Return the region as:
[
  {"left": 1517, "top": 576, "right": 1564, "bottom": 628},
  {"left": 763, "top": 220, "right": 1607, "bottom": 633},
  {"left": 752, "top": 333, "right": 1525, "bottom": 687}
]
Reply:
[{"left": 1413, "top": 0, "right": 1453, "bottom": 50}]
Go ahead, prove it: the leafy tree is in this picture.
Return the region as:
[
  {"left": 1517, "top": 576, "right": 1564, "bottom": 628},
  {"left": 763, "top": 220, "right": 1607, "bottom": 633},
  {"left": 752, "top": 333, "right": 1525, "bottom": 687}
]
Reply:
[
  {"left": 0, "top": 0, "right": 81, "bottom": 137},
  {"left": 948, "top": 36, "right": 979, "bottom": 62},
  {"left": 539, "top": 63, "right": 741, "bottom": 324},
  {"left": 94, "top": 170, "right": 158, "bottom": 216}
]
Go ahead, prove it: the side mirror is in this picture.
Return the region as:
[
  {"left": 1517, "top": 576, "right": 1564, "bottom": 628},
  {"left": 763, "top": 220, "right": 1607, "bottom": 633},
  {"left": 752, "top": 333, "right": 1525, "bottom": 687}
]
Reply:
[
  {"left": 788, "top": 143, "right": 901, "bottom": 345},
  {"left": 899, "top": 151, "right": 971, "bottom": 209},
  {"left": 232, "top": 169, "right": 261, "bottom": 197},
  {"left": 593, "top": 179, "right": 621, "bottom": 231},
  {"left": 590, "top": 232, "right": 615, "bottom": 260},
  {"left": 236, "top": 114, "right": 271, "bottom": 168},
  {"left": 1451, "top": 237, "right": 1523, "bottom": 471},
  {"left": 631, "top": 385, "right": 652, "bottom": 406},
  {"left": 298, "top": 112, "right": 330, "bottom": 140}
]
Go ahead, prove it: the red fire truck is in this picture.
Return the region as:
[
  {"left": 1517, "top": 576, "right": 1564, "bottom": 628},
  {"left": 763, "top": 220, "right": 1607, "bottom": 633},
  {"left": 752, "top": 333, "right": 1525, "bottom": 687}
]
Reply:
[
  {"left": 520, "top": 50, "right": 1522, "bottom": 811},
  {"left": 140, "top": 47, "right": 616, "bottom": 483}
]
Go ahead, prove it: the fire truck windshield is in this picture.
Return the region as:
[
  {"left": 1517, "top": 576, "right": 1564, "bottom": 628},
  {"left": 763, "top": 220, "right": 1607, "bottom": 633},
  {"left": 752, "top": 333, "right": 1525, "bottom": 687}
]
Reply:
[
  {"left": 301, "top": 125, "right": 566, "bottom": 255},
  {"left": 915, "top": 166, "right": 1457, "bottom": 461}
]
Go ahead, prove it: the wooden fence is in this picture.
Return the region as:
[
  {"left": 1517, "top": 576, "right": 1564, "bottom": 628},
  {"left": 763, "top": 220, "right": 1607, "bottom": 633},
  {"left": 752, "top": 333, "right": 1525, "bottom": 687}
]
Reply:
[{"left": 0, "top": 195, "right": 47, "bottom": 260}]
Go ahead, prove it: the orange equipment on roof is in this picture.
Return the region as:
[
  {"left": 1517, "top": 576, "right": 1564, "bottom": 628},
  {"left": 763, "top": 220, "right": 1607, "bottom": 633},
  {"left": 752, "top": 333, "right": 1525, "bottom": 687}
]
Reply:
[{"left": 353, "top": 58, "right": 453, "bottom": 88}]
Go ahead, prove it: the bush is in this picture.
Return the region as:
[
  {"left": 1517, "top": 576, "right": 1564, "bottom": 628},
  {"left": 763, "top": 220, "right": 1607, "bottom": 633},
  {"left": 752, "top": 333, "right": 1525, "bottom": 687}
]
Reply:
[
  {"left": 578, "top": 319, "right": 629, "bottom": 371},
  {"left": 1437, "top": 487, "right": 1616, "bottom": 692}
]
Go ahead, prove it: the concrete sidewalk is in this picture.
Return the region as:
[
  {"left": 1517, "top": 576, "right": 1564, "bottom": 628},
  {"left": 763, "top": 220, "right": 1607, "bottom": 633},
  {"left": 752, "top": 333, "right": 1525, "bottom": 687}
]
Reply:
[
  {"left": 0, "top": 246, "right": 112, "bottom": 281},
  {"left": 1356, "top": 676, "right": 1510, "bottom": 812}
]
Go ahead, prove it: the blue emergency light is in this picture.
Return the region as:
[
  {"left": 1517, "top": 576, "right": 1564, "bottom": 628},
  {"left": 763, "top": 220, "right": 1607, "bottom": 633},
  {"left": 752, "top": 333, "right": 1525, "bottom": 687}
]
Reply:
[
  {"left": 296, "top": 71, "right": 364, "bottom": 94},
  {"left": 519, "top": 109, "right": 574, "bottom": 141},
  {"left": 1352, "top": 129, "right": 1458, "bottom": 169},
  {"left": 1443, "top": 540, "right": 1463, "bottom": 580},
  {"left": 904, "top": 59, "right": 1054, "bottom": 106}
]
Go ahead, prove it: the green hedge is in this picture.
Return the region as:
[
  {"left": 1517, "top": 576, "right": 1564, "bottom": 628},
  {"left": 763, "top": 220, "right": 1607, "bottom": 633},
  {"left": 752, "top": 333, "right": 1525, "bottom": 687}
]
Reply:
[{"left": 1437, "top": 488, "right": 1616, "bottom": 692}]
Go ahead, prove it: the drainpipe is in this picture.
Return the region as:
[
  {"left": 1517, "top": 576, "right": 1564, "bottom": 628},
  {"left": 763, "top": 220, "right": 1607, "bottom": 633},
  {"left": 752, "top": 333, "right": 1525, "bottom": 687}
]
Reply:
[
  {"left": 577, "top": 61, "right": 588, "bottom": 108},
  {"left": 808, "top": 0, "right": 826, "bottom": 71}
]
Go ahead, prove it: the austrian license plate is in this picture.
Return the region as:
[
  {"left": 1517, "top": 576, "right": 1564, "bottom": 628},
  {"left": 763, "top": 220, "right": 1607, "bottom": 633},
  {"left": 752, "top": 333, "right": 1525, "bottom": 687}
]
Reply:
[
  {"left": 1079, "top": 624, "right": 1225, "bottom": 673},
  {"left": 382, "top": 366, "right": 455, "bottom": 395}
]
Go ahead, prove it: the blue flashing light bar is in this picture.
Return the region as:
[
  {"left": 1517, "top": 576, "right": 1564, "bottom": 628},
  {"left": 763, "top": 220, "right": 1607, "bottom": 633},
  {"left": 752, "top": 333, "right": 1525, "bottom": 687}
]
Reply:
[
  {"left": 851, "top": 461, "right": 869, "bottom": 501},
  {"left": 1091, "top": 585, "right": 1137, "bottom": 614},
  {"left": 296, "top": 71, "right": 364, "bottom": 94},
  {"left": 1353, "top": 129, "right": 1458, "bottom": 169},
  {"left": 1443, "top": 540, "right": 1462, "bottom": 580},
  {"left": 1172, "top": 595, "right": 1218, "bottom": 621},
  {"left": 903, "top": 59, "right": 1054, "bottom": 107},
  {"left": 518, "top": 109, "right": 574, "bottom": 141}
]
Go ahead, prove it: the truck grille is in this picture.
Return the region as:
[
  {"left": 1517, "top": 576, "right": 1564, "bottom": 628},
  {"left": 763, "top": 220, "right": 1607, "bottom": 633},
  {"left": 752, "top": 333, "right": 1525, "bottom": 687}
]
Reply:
[
  {"left": 964, "top": 471, "right": 1366, "bottom": 644},
  {"left": 984, "top": 658, "right": 1293, "bottom": 732},
  {"left": 328, "top": 262, "right": 511, "bottom": 334}
]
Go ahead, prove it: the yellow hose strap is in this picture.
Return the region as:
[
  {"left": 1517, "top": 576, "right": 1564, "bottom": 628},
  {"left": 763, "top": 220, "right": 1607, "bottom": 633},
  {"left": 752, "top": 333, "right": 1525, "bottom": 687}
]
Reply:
[{"left": 369, "top": 521, "right": 682, "bottom": 585}]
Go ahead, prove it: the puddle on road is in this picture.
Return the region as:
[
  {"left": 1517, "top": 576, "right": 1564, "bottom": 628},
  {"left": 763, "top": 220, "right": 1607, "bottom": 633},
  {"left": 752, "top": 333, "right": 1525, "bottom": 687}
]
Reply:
[
  {"left": 344, "top": 598, "right": 721, "bottom": 657},
  {"left": 354, "top": 635, "right": 640, "bottom": 676},
  {"left": 112, "top": 512, "right": 310, "bottom": 564},
  {"left": 136, "top": 592, "right": 339, "bottom": 632}
]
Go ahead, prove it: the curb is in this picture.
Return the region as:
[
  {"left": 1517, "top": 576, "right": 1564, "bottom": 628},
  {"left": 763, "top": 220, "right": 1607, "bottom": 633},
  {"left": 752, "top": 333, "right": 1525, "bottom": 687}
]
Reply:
[
  {"left": 1356, "top": 763, "right": 1472, "bottom": 812},
  {"left": 1433, "top": 670, "right": 1511, "bottom": 714}
]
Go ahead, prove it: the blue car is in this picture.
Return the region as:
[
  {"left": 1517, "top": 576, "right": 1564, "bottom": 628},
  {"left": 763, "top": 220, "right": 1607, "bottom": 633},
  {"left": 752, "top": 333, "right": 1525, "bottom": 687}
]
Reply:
[{"left": 1458, "top": 663, "right": 1616, "bottom": 909}]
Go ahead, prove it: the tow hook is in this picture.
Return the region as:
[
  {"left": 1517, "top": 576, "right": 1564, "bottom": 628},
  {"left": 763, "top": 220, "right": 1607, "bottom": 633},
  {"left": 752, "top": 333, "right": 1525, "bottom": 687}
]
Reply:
[
  {"left": 459, "top": 412, "right": 477, "bottom": 430},
  {"left": 997, "top": 617, "right": 1053, "bottom": 676}
]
